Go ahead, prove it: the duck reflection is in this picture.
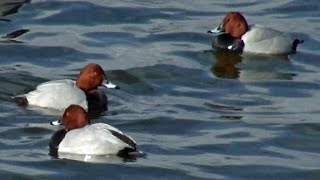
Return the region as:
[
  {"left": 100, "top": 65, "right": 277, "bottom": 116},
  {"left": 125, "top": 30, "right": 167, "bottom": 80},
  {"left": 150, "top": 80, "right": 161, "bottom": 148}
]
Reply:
[
  {"left": 210, "top": 50, "right": 242, "bottom": 79},
  {"left": 211, "top": 50, "right": 295, "bottom": 80},
  {"left": 238, "top": 54, "right": 295, "bottom": 81},
  {"left": 0, "top": 0, "right": 30, "bottom": 43}
]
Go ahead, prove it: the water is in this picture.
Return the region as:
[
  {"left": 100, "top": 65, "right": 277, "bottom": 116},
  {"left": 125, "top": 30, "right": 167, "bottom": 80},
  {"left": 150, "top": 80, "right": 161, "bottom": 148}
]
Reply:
[{"left": 0, "top": 0, "right": 320, "bottom": 179}]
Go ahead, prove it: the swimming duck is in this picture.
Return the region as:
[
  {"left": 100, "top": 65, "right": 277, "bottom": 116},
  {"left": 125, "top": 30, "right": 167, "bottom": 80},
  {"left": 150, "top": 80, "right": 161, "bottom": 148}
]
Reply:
[
  {"left": 49, "top": 104, "right": 141, "bottom": 158},
  {"left": 13, "top": 63, "right": 118, "bottom": 113},
  {"left": 208, "top": 12, "right": 303, "bottom": 55}
]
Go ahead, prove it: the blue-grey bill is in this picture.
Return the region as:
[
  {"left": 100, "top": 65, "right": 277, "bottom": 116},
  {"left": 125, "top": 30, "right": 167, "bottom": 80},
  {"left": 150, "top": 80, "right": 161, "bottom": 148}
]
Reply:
[
  {"left": 207, "top": 25, "right": 223, "bottom": 34},
  {"left": 103, "top": 81, "right": 119, "bottom": 89},
  {"left": 50, "top": 119, "right": 62, "bottom": 126}
]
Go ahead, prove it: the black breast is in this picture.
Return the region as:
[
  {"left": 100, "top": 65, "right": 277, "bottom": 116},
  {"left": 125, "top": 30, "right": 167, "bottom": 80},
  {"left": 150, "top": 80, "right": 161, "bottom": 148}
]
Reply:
[
  {"left": 86, "top": 90, "right": 108, "bottom": 118},
  {"left": 48, "top": 129, "right": 66, "bottom": 157},
  {"left": 212, "top": 33, "right": 244, "bottom": 53}
]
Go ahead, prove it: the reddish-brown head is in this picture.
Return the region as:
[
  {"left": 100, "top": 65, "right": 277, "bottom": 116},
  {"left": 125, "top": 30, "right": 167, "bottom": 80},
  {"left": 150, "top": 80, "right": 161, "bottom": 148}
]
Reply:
[
  {"left": 76, "top": 63, "right": 106, "bottom": 92},
  {"left": 222, "top": 12, "right": 248, "bottom": 38},
  {"left": 62, "top": 105, "right": 89, "bottom": 132}
]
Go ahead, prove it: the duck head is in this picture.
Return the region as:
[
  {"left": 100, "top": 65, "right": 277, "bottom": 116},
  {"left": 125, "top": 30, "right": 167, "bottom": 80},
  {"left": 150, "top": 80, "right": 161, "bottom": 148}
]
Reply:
[
  {"left": 50, "top": 105, "right": 89, "bottom": 131},
  {"left": 76, "top": 63, "right": 118, "bottom": 92},
  {"left": 208, "top": 12, "right": 249, "bottom": 38}
]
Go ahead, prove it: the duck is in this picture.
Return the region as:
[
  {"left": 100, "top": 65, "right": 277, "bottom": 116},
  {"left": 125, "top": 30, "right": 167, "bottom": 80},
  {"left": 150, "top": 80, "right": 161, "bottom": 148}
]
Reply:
[
  {"left": 13, "top": 63, "right": 118, "bottom": 113},
  {"left": 49, "top": 104, "right": 141, "bottom": 158},
  {"left": 207, "top": 12, "right": 303, "bottom": 55}
]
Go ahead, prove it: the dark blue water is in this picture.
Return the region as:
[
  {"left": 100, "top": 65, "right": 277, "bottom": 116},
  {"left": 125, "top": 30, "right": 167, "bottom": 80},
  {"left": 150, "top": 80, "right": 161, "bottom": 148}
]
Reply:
[{"left": 0, "top": 0, "right": 319, "bottom": 179}]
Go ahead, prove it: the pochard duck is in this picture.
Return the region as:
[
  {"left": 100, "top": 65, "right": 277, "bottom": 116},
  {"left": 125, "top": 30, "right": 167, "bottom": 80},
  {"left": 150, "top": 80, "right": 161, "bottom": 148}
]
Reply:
[
  {"left": 49, "top": 105, "right": 141, "bottom": 158},
  {"left": 14, "top": 63, "right": 118, "bottom": 113},
  {"left": 208, "top": 12, "right": 303, "bottom": 55}
]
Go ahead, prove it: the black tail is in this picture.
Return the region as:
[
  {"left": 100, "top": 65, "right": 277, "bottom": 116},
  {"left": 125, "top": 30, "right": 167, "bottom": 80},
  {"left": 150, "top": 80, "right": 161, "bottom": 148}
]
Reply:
[
  {"left": 292, "top": 39, "right": 304, "bottom": 53},
  {"left": 117, "top": 148, "right": 145, "bottom": 160},
  {"left": 12, "top": 95, "right": 28, "bottom": 106}
]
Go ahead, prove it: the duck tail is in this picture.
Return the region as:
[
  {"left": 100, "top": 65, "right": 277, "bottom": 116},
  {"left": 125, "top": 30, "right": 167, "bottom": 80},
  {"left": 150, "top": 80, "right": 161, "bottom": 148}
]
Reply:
[
  {"left": 12, "top": 95, "right": 28, "bottom": 106},
  {"left": 292, "top": 39, "right": 304, "bottom": 53},
  {"left": 117, "top": 148, "right": 145, "bottom": 159}
]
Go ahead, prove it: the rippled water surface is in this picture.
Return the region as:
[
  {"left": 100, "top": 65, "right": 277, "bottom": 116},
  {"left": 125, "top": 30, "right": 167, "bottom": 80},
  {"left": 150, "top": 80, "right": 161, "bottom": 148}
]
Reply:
[{"left": 0, "top": 0, "right": 320, "bottom": 179}]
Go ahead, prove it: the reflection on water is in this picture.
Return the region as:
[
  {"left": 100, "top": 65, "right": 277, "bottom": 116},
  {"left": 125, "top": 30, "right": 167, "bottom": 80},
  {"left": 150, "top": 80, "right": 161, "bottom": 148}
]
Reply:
[
  {"left": 239, "top": 54, "right": 296, "bottom": 81},
  {"left": 210, "top": 50, "right": 242, "bottom": 79},
  {"left": 0, "top": 0, "right": 29, "bottom": 42},
  {"left": 0, "top": 29, "right": 29, "bottom": 43},
  {"left": 210, "top": 49, "right": 296, "bottom": 81},
  {"left": 204, "top": 102, "right": 243, "bottom": 111},
  {"left": 56, "top": 152, "right": 141, "bottom": 163},
  {"left": 0, "top": 0, "right": 29, "bottom": 18}
]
